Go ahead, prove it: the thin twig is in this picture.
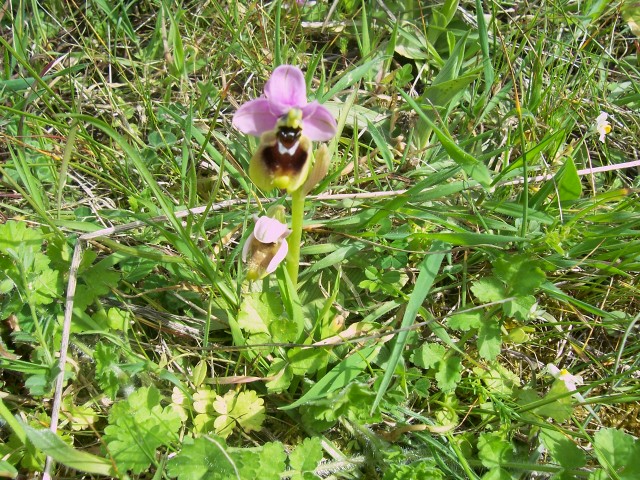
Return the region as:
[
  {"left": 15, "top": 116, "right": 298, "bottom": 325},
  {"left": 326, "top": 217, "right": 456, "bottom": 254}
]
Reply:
[{"left": 43, "top": 239, "right": 85, "bottom": 480}]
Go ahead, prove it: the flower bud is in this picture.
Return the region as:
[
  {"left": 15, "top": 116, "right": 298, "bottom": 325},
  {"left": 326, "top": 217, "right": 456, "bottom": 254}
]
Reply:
[{"left": 242, "top": 215, "right": 291, "bottom": 281}]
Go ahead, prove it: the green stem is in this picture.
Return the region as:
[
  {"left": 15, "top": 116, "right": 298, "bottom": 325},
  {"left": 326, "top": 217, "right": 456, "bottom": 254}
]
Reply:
[{"left": 286, "top": 188, "right": 306, "bottom": 289}]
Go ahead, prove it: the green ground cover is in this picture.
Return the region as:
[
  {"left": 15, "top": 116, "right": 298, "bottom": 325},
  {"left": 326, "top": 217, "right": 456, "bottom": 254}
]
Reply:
[{"left": 1, "top": 0, "right": 639, "bottom": 478}]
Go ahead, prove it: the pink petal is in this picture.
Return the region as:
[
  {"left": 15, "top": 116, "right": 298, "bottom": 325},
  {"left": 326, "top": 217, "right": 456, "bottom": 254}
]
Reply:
[
  {"left": 241, "top": 233, "right": 254, "bottom": 262},
  {"left": 265, "top": 65, "right": 307, "bottom": 111},
  {"left": 253, "top": 217, "right": 290, "bottom": 243},
  {"left": 266, "top": 241, "right": 289, "bottom": 274},
  {"left": 232, "top": 98, "right": 279, "bottom": 136},
  {"left": 302, "top": 103, "right": 337, "bottom": 141}
]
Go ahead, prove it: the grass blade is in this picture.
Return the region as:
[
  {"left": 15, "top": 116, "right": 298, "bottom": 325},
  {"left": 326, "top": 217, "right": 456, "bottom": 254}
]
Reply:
[{"left": 371, "top": 241, "right": 447, "bottom": 413}]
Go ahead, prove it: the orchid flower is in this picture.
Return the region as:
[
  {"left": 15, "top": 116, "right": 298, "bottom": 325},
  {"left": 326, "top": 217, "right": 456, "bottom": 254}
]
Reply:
[
  {"left": 233, "top": 65, "right": 337, "bottom": 193},
  {"left": 242, "top": 215, "right": 291, "bottom": 281},
  {"left": 595, "top": 112, "right": 611, "bottom": 143}
]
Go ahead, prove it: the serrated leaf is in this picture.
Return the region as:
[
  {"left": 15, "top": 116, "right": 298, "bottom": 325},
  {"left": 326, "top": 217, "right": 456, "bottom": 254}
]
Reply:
[
  {"left": 592, "top": 428, "right": 640, "bottom": 480},
  {"left": 474, "top": 364, "right": 521, "bottom": 395},
  {"left": 289, "top": 437, "right": 323, "bottom": 474},
  {"left": 80, "top": 258, "right": 121, "bottom": 297},
  {"left": 288, "top": 347, "right": 331, "bottom": 376},
  {"left": 534, "top": 382, "right": 573, "bottom": 422},
  {"left": 166, "top": 436, "right": 237, "bottom": 480},
  {"left": 269, "top": 315, "right": 300, "bottom": 343},
  {"left": 94, "top": 342, "right": 124, "bottom": 399},
  {"left": 435, "top": 356, "right": 462, "bottom": 391},
  {"left": 299, "top": 383, "right": 380, "bottom": 431},
  {"left": 238, "top": 292, "right": 283, "bottom": 334},
  {"left": 233, "top": 442, "right": 286, "bottom": 480},
  {"left": 410, "top": 343, "right": 446, "bottom": 369},
  {"left": 471, "top": 277, "right": 506, "bottom": 303},
  {"left": 266, "top": 359, "right": 293, "bottom": 393},
  {"left": 540, "top": 429, "right": 586, "bottom": 470},
  {"left": 24, "top": 426, "right": 113, "bottom": 475},
  {"left": 0, "top": 221, "right": 43, "bottom": 253},
  {"left": 447, "top": 312, "right": 483, "bottom": 331},
  {"left": 29, "top": 267, "right": 60, "bottom": 305},
  {"left": 103, "top": 386, "right": 181, "bottom": 474},
  {"left": 193, "top": 387, "right": 217, "bottom": 415},
  {"left": 478, "top": 432, "right": 513, "bottom": 468},
  {"left": 212, "top": 390, "right": 265, "bottom": 438},
  {"left": 478, "top": 318, "right": 502, "bottom": 361},
  {"left": 281, "top": 345, "right": 380, "bottom": 410},
  {"left": 493, "top": 255, "right": 545, "bottom": 296},
  {"left": 503, "top": 295, "right": 536, "bottom": 321}
]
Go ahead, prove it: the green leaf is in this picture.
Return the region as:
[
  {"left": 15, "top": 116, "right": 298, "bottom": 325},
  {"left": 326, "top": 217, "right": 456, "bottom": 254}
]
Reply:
[
  {"left": 383, "top": 458, "right": 445, "bottom": 480},
  {"left": 166, "top": 436, "right": 237, "bottom": 480},
  {"left": 592, "top": 428, "right": 640, "bottom": 480},
  {"left": 435, "top": 355, "right": 462, "bottom": 391},
  {"left": 0, "top": 220, "right": 43, "bottom": 254},
  {"left": 288, "top": 347, "right": 331, "bottom": 376},
  {"left": 471, "top": 277, "right": 506, "bottom": 303},
  {"left": 423, "top": 75, "right": 478, "bottom": 109},
  {"left": 447, "top": 312, "right": 483, "bottom": 331},
  {"left": 493, "top": 255, "right": 545, "bottom": 296},
  {"left": 478, "top": 318, "right": 502, "bottom": 361},
  {"left": 410, "top": 343, "right": 446, "bottom": 369},
  {"left": 299, "top": 383, "right": 380, "bottom": 431},
  {"left": 212, "top": 390, "right": 265, "bottom": 438},
  {"left": 265, "top": 359, "right": 293, "bottom": 393},
  {"left": 270, "top": 316, "right": 301, "bottom": 343},
  {"left": 24, "top": 426, "right": 113, "bottom": 476},
  {"left": 534, "top": 382, "right": 573, "bottom": 422},
  {"left": 503, "top": 295, "right": 536, "bottom": 321},
  {"left": 79, "top": 257, "right": 121, "bottom": 297},
  {"left": 281, "top": 345, "right": 380, "bottom": 411},
  {"left": 556, "top": 157, "right": 582, "bottom": 202},
  {"left": 482, "top": 468, "right": 513, "bottom": 480},
  {"left": 233, "top": 442, "right": 287, "bottom": 480},
  {"left": 478, "top": 432, "right": 513, "bottom": 468},
  {"left": 0, "top": 460, "right": 17, "bottom": 477},
  {"left": 237, "top": 292, "right": 279, "bottom": 334},
  {"left": 474, "top": 364, "right": 520, "bottom": 395},
  {"left": 289, "top": 437, "right": 323, "bottom": 475},
  {"left": 94, "top": 342, "right": 125, "bottom": 399},
  {"left": 372, "top": 241, "right": 447, "bottom": 412},
  {"left": 104, "top": 386, "right": 182, "bottom": 474},
  {"left": 540, "top": 429, "right": 586, "bottom": 470}
]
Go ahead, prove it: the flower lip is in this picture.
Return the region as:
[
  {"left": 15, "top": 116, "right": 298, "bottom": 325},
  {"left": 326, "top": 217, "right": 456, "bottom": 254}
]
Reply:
[{"left": 232, "top": 65, "right": 337, "bottom": 141}]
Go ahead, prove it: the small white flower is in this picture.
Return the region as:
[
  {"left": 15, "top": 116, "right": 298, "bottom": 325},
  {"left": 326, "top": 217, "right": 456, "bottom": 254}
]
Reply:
[
  {"left": 546, "top": 364, "right": 584, "bottom": 392},
  {"left": 595, "top": 112, "right": 611, "bottom": 143}
]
